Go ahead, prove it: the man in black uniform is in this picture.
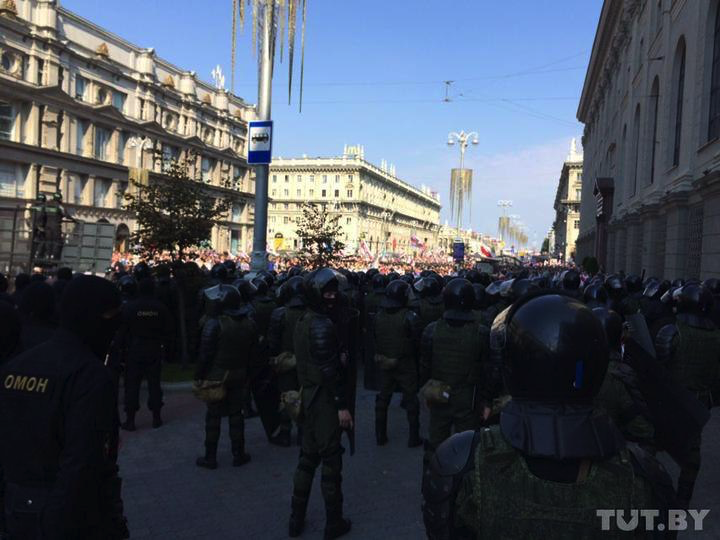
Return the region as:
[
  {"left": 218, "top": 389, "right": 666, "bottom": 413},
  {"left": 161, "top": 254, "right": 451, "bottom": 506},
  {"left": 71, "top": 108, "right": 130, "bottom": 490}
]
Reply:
[
  {"left": 29, "top": 193, "right": 47, "bottom": 262},
  {"left": 289, "top": 268, "right": 352, "bottom": 539},
  {"left": 117, "top": 277, "right": 172, "bottom": 431},
  {"left": 0, "top": 275, "right": 128, "bottom": 539}
]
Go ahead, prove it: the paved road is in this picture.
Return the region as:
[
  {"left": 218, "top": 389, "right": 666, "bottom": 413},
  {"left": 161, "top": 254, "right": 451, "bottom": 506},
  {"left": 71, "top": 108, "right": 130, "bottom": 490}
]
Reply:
[{"left": 119, "top": 382, "right": 720, "bottom": 539}]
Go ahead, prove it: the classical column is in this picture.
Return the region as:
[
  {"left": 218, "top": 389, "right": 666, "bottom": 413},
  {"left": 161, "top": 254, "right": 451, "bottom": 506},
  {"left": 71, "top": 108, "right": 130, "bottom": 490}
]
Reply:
[
  {"left": 700, "top": 193, "right": 720, "bottom": 279},
  {"left": 663, "top": 196, "right": 689, "bottom": 279}
]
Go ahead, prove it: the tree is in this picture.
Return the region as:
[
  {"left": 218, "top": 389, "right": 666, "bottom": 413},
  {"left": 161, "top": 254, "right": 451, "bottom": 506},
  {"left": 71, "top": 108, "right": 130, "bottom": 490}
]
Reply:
[
  {"left": 295, "top": 203, "right": 345, "bottom": 268},
  {"left": 541, "top": 237, "right": 549, "bottom": 253},
  {"left": 124, "top": 153, "right": 234, "bottom": 260}
]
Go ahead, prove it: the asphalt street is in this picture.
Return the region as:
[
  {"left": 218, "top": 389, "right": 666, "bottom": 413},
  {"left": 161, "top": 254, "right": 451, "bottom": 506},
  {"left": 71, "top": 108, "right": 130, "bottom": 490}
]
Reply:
[{"left": 119, "top": 381, "right": 720, "bottom": 539}]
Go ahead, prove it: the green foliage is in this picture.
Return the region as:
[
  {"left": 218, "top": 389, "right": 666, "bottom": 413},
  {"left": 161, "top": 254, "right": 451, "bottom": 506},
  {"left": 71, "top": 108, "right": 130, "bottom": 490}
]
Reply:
[
  {"left": 582, "top": 256, "right": 600, "bottom": 275},
  {"left": 124, "top": 153, "right": 234, "bottom": 260},
  {"left": 541, "top": 237, "right": 549, "bottom": 253},
  {"left": 295, "top": 203, "right": 345, "bottom": 268}
]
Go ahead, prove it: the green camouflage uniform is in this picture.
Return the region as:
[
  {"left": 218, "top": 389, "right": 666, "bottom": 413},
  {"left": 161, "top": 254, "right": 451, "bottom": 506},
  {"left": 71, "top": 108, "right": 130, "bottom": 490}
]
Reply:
[{"left": 454, "top": 425, "right": 658, "bottom": 539}]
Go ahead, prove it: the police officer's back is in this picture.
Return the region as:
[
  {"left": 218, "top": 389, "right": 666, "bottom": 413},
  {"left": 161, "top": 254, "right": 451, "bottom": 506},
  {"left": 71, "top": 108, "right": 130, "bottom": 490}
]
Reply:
[
  {"left": 422, "top": 292, "right": 675, "bottom": 539},
  {"left": 0, "top": 276, "right": 127, "bottom": 539}
]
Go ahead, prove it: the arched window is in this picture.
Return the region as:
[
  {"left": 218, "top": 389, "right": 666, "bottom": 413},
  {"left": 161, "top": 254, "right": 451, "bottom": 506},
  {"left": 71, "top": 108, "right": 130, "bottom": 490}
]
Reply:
[
  {"left": 632, "top": 106, "right": 641, "bottom": 197},
  {"left": 649, "top": 77, "right": 660, "bottom": 184},
  {"left": 709, "top": 6, "right": 720, "bottom": 140},
  {"left": 673, "top": 38, "right": 686, "bottom": 166}
]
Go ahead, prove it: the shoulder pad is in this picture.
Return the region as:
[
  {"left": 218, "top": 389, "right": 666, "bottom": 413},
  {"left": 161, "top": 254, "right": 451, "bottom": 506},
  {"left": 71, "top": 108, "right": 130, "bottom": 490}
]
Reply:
[
  {"left": 626, "top": 443, "right": 676, "bottom": 511},
  {"left": 432, "top": 430, "right": 479, "bottom": 477}
]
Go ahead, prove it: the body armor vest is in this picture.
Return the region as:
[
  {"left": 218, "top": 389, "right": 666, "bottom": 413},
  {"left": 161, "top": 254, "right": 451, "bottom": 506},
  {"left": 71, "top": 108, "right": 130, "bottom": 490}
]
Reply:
[
  {"left": 431, "top": 319, "right": 481, "bottom": 387},
  {"left": 673, "top": 320, "right": 720, "bottom": 393},
  {"left": 252, "top": 296, "right": 276, "bottom": 336},
  {"left": 419, "top": 297, "right": 444, "bottom": 329},
  {"left": 294, "top": 311, "right": 324, "bottom": 388},
  {"left": 281, "top": 307, "right": 305, "bottom": 353},
  {"left": 374, "top": 308, "right": 413, "bottom": 364},
  {"left": 214, "top": 315, "right": 254, "bottom": 371},
  {"left": 457, "top": 425, "right": 653, "bottom": 539}
]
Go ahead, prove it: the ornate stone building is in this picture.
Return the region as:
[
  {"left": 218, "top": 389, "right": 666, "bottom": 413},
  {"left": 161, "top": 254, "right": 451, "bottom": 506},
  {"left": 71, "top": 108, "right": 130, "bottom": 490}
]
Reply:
[
  {"left": 268, "top": 145, "right": 441, "bottom": 255},
  {"left": 0, "top": 0, "right": 256, "bottom": 257},
  {"left": 576, "top": 0, "right": 720, "bottom": 279},
  {"left": 552, "top": 139, "right": 583, "bottom": 262}
]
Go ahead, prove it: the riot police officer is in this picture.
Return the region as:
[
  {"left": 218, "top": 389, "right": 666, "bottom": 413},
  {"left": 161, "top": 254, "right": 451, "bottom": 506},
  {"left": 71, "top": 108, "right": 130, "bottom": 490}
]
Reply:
[
  {"left": 374, "top": 280, "right": 423, "bottom": 448},
  {"left": 117, "top": 278, "right": 172, "bottom": 431},
  {"left": 0, "top": 275, "right": 129, "bottom": 539},
  {"left": 413, "top": 275, "right": 444, "bottom": 331},
  {"left": 268, "top": 276, "right": 306, "bottom": 447},
  {"left": 289, "top": 268, "right": 352, "bottom": 539},
  {"left": 195, "top": 284, "right": 258, "bottom": 469},
  {"left": 422, "top": 292, "right": 675, "bottom": 539},
  {"left": 420, "top": 279, "right": 490, "bottom": 459},
  {"left": 655, "top": 284, "right": 720, "bottom": 508},
  {"left": 560, "top": 269, "right": 582, "bottom": 299}
]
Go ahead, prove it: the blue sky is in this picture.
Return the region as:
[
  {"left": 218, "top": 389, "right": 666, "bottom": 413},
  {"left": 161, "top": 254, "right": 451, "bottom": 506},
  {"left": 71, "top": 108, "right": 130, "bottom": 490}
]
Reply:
[{"left": 61, "top": 0, "right": 603, "bottom": 247}]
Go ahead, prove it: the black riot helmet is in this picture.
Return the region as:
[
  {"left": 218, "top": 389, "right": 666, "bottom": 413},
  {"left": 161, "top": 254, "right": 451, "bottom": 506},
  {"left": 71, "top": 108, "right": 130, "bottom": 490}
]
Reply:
[
  {"left": 232, "top": 278, "right": 257, "bottom": 303},
  {"left": 643, "top": 279, "right": 670, "bottom": 300},
  {"left": 371, "top": 273, "right": 389, "bottom": 292},
  {"left": 485, "top": 280, "right": 503, "bottom": 298},
  {"left": 256, "top": 270, "right": 274, "bottom": 289},
  {"left": 491, "top": 292, "right": 609, "bottom": 403},
  {"left": 400, "top": 273, "right": 415, "bottom": 286},
  {"left": 672, "top": 278, "right": 685, "bottom": 289},
  {"left": 604, "top": 274, "right": 625, "bottom": 298},
  {"left": 251, "top": 276, "right": 269, "bottom": 296},
  {"left": 414, "top": 276, "right": 442, "bottom": 298},
  {"left": 561, "top": 269, "right": 581, "bottom": 291},
  {"left": 442, "top": 278, "right": 475, "bottom": 321},
  {"left": 204, "top": 284, "right": 244, "bottom": 317},
  {"left": 222, "top": 259, "right": 237, "bottom": 280},
  {"left": 304, "top": 268, "right": 341, "bottom": 312},
  {"left": 288, "top": 266, "right": 304, "bottom": 278},
  {"left": 703, "top": 278, "right": 720, "bottom": 296},
  {"left": 625, "top": 274, "right": 643, "bottom": 294},
  {"left": 583, "top": 283, "right": 608, "bottom": 306},
  {"left": 674, "top": 284, "right": 713, "bottom": 315},
  {"left": 382, "top": 279, "right": 410, "bottom": 309},
  {"left": 592, "top": 307, "right": 623, "bottom": 354},
  {"left": 211, "top": 263, "right": 228, "bottom": 282},
  {"left": 118, "top": 275, "right": 138, "bottom": 299},
  {"left": 280, "top": 276, "right": 306, "bottom": 308},
  {"left": 465, "top": 269, "right": 481, "bottom": 284},
  {"left": 500, "top": 278, "right": 537, "bottom": 303},
  {"left": 472, "top": 283, "right": 488, "bottom": 310},
  {"left": 387, "top": 271, "right": 401, "bottom": 282},
  {"left": 133, "top": 261, "right": 151, "bottom": 282}
]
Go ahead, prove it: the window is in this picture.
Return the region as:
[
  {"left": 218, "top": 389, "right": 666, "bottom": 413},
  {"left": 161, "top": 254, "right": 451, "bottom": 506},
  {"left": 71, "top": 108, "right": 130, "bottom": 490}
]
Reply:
[
  {"left": 94, "top": 127, "right": 111, "bottom": 160},
  {"left": 272, "top": 175, "right": 277, "bottom": 183},
  {"left": 348, "top": 175, "right": 353, "bottom": 183},
  {"left": 36, "top": 58, "right": 44, "bottom": 85},
  {"left": 334, "top": 189, "right": 339, "bottom": 197},
  {"left": 297, "top": 174, "right": 302, "bottom": 182},
  {"left": 284, "top": 203, "right": 289, "bottom": 210},
  {"left": 269, "top": 216, "right": 276, "bottom": 223},
  {"left": 76, "top": 119, "right": 88, "bottom": 155},
  {"left": 346, "top": 217, "right": 351, "bottom": 225},
  {"left": 112, "top": 91, "right": 126, "bottom": 112},
  {"left": 93, "top": 178, "right": 111, "bottom": 207},
  {"left": 115, "top": 180, "right": 128, "bottom": 209},
  {"left": 140, "top": 99, "right": 148, "bottom": 121},
  {"left": 72, "top": 174, "right": 88, "bottom": 204},
  {"left": 673, "top": 38, "right": 686, "bottom": 166},
  {"left": 232, "top": 203, "right": 244, "bottom": 221},
  {"left": 574, "top": 220, "right": 580, "bottom": 230},
  {"left": 309, "top": 175, "right": 314, "bottom": 183},
  {"left": 118, "top": 131, "right": 130, "bottom": 165},
  {"left": 284, "top": 216, "right": 290, "bottom": 224},
  {"left": 631, "top": 105, "right": 641, "bottom": 197},
  {"left": 162, "top": 144, "right": 179, "bottom": 168},
  {"left": 75, "top": 75, "right": 87, "bottom": 100},
  {"left": 96, "top": 87, "right": 109, "bottom": 105},
  {"left": 296, "top": 189, "right": 301, "bottom": 196},
  {"left": 233, "top": 166, "right": 243, "bottom": 189},
  {"left": 335, "top": 175, "right": 340, "bottom": 183},
  {"left": 284, "top": 189, "right": 289, "bottom": 196},
  {"left": 272, "top": 189, "right": 277, "bottom": 196},
  {"left": 201, "top": 157, "right": 214, "bottom": 183},
  {"left": 0, "top": 102, "right": 14, "bottom": 140},
  {"left": 285, "top": 175, "right": 289, "bottom": 183},
  {"left": 321, "top": 189, "right": 327, "bottom": 197},
  {"left": 649, "top": 77, "right": 660, "bottom": 184},
  {"left": 309, "top": 189, "right": 314, "bottom": 196},
  {"left": 0, "top": 161, "right": 25, "bottom": 198},
  {"left": 575, "top": 189, "right": 581, "bottom": 200},
  {"left": 1, "top": 52, "right": 12, "bottom": 72},
  {"left": 323, "top": 175, "right": 328, "bottom": 184},
  {"left": 347, "top": 190, "right": 353, "bottom": 198}
]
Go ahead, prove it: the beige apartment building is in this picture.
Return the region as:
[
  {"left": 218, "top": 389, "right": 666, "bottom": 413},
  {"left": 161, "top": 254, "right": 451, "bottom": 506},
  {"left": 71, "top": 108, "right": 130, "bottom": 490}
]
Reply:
[
  {"left": 577, "top": 0, "right": 720, "bottom": 279},
  {"left": 552, "top": 139, "right": 583, "bottom": 262},
  {"left": 0, "top": 0, "right": 256, "bottom": 259},
  {"left": 268, "top": 145, "right": 441, "bottom": 256}
]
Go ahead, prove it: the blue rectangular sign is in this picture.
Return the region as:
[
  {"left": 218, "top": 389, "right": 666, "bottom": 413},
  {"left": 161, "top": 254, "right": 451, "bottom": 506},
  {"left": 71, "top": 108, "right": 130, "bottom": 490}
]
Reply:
[{"left": 247, "top": 120, "right": 273, "bottom": 165}]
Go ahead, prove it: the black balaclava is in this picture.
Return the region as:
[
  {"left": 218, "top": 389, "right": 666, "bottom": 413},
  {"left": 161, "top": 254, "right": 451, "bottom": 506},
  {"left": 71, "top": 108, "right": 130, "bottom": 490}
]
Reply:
[
  {"left": 18, "top": 282, "right": 55, "bottom": 324},
  {"left": 59, "top": 276, "right": 121, "bottom": 359}
]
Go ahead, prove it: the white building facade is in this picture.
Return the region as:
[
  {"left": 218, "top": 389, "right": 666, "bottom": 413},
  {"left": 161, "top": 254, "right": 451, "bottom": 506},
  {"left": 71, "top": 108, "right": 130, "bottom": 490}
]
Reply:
[
  {"left": 268, "top": 146, "right": 441, "bottom": 256},
  {"left": 577, "top": 0, "right": 720, "bottom": 279},
  {"left": 552, "top": 139, "right": 583, "bottom": 262},
  {"left": 0, "top": 0, "right": 256, "bottom": 258}
]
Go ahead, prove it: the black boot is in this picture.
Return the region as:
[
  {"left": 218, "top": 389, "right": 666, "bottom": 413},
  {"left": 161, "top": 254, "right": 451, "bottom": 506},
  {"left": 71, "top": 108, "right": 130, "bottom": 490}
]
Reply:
[
  {"left": 288, "top": 495, "right": 308, "bottom": 537},
  {"left": 407, "top": 412, "right": 422, "bottom": 448},
  {"left": 121, "top": 411, "right": 136, "bottom": 432},
  {"left": 375, "top": 413, "right": 388, "bottom": 446},
  {"left": 324, "top": 505, "right": 351, "bottom": 540},
  {"left": 196, "top": 444, "right": 218, "bottom": 469},
  {"left": 152, "top": 409, "right": 163, "bottom": 429}
]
